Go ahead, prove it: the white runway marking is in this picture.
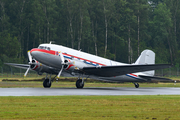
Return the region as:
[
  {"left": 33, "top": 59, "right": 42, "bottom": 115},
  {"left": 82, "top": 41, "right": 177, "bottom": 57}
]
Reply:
[{"left": 0, "top": 87, "right": 180, "bottom": 96}]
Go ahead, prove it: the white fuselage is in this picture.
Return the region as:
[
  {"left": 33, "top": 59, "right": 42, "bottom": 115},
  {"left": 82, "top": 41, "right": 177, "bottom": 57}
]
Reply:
[{"left": 31, "top": 44, "right": 147, "bottom": 82}]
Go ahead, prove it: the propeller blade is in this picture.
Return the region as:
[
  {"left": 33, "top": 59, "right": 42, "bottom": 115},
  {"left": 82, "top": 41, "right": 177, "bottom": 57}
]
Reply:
[
  {"left": 57, "top": 65, "right": 64, "bottom": 78},
  {"left": 59, "top": 52, "right": 64, "bottom": 64},
  {"left": 57, "top": 52, "right": 65, "bottom": 78},
  {"left": 27, "top": 50, "right": 32, "bottom": 62},
  {"left": 24, "top": 67, "right": 30, "bottom": 77},
  {"left": 24, "top": 50, "right": 32, "bottom": 77}
]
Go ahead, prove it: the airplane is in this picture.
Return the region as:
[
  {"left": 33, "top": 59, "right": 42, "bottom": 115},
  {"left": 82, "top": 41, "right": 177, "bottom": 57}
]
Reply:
[{"left": 5, "top": 42, "right": 173, "bottom": 88}]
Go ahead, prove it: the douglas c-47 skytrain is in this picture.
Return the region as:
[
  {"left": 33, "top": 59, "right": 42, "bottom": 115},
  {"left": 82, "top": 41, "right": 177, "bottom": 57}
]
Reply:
[{"left": 5, "top": 43, "right": 173, "bottom": 88}]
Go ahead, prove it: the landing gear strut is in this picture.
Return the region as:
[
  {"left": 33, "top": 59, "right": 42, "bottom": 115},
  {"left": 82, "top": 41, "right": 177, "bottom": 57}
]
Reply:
[
  {"left": 76, "top": 79, "right": 84, "bottom": 89},
  {"left": 134, "top": 83, "right": 139, "bottom": 88}
]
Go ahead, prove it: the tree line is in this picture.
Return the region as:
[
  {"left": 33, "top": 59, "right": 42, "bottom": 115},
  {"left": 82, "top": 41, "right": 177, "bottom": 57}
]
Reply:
[{"left": 0, "top": 0, "right": 180, "bottom": 68}]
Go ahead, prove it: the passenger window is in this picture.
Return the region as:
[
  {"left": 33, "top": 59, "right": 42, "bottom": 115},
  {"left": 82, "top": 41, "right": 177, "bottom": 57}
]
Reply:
[{"left": 47, "top": 47, "right": 51, "bottom": 51}]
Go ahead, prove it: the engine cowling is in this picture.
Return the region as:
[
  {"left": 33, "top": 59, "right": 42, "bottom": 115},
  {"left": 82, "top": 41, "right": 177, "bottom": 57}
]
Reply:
[
  {"left": 30, "top": 59, "right": 40, "bottom": 70},
  {"left": 30, "top": 59, "right": 56, "bottom": 75},
  {"left": 63, "top": 59, "right": 75, "bottom": 71}
]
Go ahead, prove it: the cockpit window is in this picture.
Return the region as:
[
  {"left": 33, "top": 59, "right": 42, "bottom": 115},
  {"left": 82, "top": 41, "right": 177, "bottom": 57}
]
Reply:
[
  {"left": 38, "top": 46, "right": 44, "bottom": 49},
  {"left": 38, "top": 46, "right": 51, "bottom": 51}
]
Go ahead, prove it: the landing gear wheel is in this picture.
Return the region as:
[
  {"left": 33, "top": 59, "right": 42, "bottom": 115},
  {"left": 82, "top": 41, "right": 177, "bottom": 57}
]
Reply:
[
  {"left": 76, "top": 79, "right": 84, "bottom": 89},
  {"left": 134, "top": 83, "right": 139, "bottom": 88},
  {"left": 43, "top": 79, "right": 51, "bottom": 88}
]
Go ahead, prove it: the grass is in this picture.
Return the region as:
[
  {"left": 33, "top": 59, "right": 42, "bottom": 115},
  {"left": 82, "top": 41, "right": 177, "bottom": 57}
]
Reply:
[
  {"left": 0, "top": 76, "right": 44, "bottom": 81},
  {"left": 0, "top": 75, "right": 180, "bottom": 88},
  {"left": 0, "top": 76, "right": 180, "bottom": 119},
  {"left": 0, "top": 95, "right": 180, "bottom": 120}
]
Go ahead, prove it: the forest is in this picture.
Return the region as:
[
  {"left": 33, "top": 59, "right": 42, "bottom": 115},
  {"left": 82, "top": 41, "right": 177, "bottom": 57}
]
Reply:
[{"left": 0, "top": 0, "right": 180, "bottom": 70}]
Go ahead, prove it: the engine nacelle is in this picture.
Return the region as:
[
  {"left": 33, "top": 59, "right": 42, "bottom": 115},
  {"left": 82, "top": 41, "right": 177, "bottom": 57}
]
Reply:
[
  {"left": 30, "top": 59, "right": 56, "bottom": 75},
  {"left": 63, "top": 59, "right": 76, "bottom": 71},
  {"left": 30, "top": 59, "right": 40, "bottom": 71}
]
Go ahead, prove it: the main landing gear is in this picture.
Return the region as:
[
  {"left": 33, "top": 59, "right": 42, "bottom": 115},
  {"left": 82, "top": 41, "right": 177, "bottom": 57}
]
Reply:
[
  {"left": 76, "top": 79, "right": 84, "bottom": 89},
  {"left": 43, "top": 73, "right": 86, "bottom": 89},
  {"left": 134, "top": 83, "right": 139, "bottom": 88},
  {"left": 43, "top": 74, "right": 57, "bottom": 88},
  {"left": 43, "top": 78, "right": 51, "bottom": 88}
]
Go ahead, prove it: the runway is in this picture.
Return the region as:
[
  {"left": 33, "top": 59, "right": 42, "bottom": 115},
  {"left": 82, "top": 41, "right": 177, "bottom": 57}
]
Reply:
[{"left": 0, "top": 87, "right": 180, "bottom": 96}]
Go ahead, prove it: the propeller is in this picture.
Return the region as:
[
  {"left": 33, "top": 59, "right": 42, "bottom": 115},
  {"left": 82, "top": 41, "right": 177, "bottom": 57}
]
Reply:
[
  {"left": 24, "top": 51, "right": 32, "bottom": 77},
  {"left": 57, "top": 52, "right": 65, "bottom": 78},
  {"left": 28, "top": 50, "right": 32, "bottom": 62},
  {"left": 24, "top": 67, "right": 30, "bottom": 77}
]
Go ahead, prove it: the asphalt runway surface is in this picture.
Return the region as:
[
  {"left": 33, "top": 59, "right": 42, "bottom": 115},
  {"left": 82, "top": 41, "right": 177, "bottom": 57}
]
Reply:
[{"left": 0, "top": 87, "right": 180, "bottom": 96}]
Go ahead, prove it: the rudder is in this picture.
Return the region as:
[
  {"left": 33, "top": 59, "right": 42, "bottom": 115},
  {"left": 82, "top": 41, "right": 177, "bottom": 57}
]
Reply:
[{"left": 135, "top": 50, "right": 155, "bottom": 76}]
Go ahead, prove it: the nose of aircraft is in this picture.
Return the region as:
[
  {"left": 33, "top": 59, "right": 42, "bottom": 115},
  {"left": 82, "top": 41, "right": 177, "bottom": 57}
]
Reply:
[
  {"left": 30, "top": 48, "right": 62, "bottom": 68},
  {"left": 30, "top": 48, "right": 39, "bottom": 59},
  {"left": 30, "top": 48, "right": 49, "bottom": 65}
]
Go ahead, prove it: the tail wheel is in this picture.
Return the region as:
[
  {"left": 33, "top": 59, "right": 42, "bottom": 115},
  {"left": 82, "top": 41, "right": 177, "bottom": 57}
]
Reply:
[
  {"left": 76, "top": 79, "right": 84, "bottom": 89},
  {"left": 134, "top": 83, "right": 139, "bottom": 88},
  {"left": 43, "top": 79, "right": 51, "bottom": 88}
]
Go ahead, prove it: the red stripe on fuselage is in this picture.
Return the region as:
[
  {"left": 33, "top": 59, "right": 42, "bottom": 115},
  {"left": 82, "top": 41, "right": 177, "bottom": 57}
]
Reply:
[
  {"left": 129, "top": 73, "right": 138, "bottom": 77},
  {"left": 31, "top": 48, "right": 106, "bottom": 66},
  {"left": 62, "top": 53, "right": 106, "bottom": 66},
  {"left": 30, "top": 48, "right": 55, "bottom": 55}
]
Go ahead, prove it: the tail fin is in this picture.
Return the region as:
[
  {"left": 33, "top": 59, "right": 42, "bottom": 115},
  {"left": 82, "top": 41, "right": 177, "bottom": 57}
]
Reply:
[{"left": 135, "top": 50, "right": 155, "bottom": 76}]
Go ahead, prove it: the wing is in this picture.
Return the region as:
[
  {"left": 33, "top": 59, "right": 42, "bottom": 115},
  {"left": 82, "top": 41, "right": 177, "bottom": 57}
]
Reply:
[
  {"left": 4, "top": 63, "right": 30, "bottom": 69},
  {"left": 5, "top": 63, "right": 77, "bottom": 76},
  {"left": 139, "top": 75, "right": 173, "bottom": 82},
  {"left": 82, "top": 64, "right": 172, "bottom": 77}
]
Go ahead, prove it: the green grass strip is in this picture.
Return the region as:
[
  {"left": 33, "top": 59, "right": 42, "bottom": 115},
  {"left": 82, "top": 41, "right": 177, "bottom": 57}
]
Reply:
[{"left": 0, "top": 95, "right": 179, "bottom": 119}]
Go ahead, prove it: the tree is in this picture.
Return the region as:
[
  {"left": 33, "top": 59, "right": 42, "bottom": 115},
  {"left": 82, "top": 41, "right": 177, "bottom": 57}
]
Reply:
[
  {"left": 101, "top": 0, "right": 115, "bottom": 57},
  {"left": 149, "top": 3, "right": 173, "bottom": 63}
]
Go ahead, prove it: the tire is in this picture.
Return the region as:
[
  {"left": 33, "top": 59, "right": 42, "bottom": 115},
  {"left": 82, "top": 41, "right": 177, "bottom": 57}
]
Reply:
[
  {"left": 43, "top": 79, "right": 51, "bottom": 88},
  {"left": 134, "top": 83, "right": 139, "bottom": 88},
  {"left": 76, "top": 79, "right": 84, "bottom": 89}
]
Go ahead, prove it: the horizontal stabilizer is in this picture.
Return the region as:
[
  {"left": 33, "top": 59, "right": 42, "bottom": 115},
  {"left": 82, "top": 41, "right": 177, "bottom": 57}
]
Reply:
[
  {"left": 4, "top": 63, "right": 30, "bottom": 70},
  {"left": 139, "top": 75, "right": 173, "bottom": 81},
  {"left": 83, "top": 64, "right": 172, "bottom": 77}
]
